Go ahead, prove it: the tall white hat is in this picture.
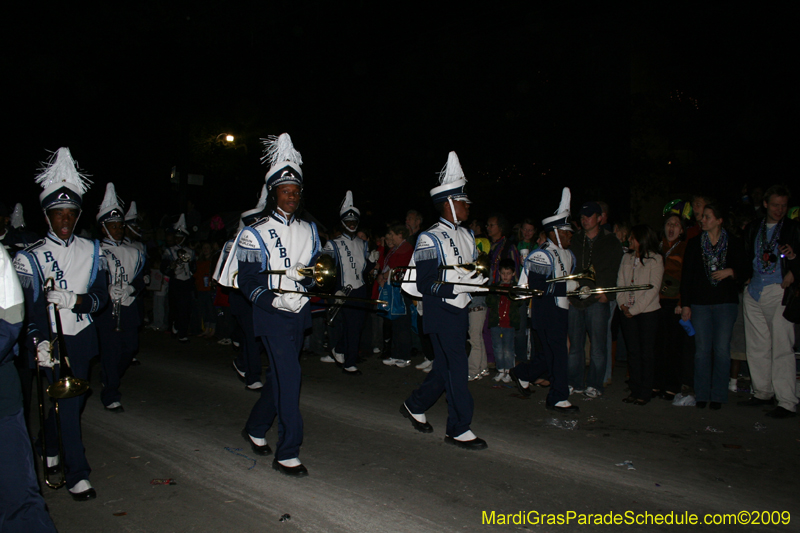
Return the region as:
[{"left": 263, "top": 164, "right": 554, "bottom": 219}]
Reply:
[
  {"left": 261, "top": 133, "right": 303, "bottom": 190},
  {"left": 10, "top": 203, "right": 25, "bottom": 229},
  {"left": 541, "top": 187, "right": 573, "bottom": 233},
  {"left": 173, "top": 213, "right": 189, "bottom": 236},
  {"left": 430, "top": 151, "right": 470, "bottom": 204},
  {"left": 125, "top": 201, "right": 139, "bottom": 223},
  {"left": 36, "top": 148, "right": 92, "bottom": 211},
  {"left": 240, "top": 185, "right": 268, "bottom": 230},
  {"left": 339, "top": 190, "right": 360, "bottom": 222},
  {"left": 96, "top": 183, "right": 125, "bottom": 224}
]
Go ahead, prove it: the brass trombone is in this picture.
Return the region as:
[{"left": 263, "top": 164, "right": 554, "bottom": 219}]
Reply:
[
  {"left": 388, "top": 252, "right": 491, "bottom": 283},
  {"left": 36, "top": 279, "right": 91, "bottom": 489},
  {"left": 566, "top": 284, "right": 654, "bottom": 297},
  {"left": 547, "top": 265, "right": 596, "bottom": 283},
  {"left": 268, "top": 255, "right": 387, "bottom": 305}
]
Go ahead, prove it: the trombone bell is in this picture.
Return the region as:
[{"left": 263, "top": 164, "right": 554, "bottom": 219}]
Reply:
[{"left": 47, "top": 375, "right": 90, "bottom": 399}]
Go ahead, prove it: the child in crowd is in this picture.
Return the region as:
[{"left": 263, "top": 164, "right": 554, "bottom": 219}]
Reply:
[{"left": 487, "top": 259, "right": 523, "bottom": 382}]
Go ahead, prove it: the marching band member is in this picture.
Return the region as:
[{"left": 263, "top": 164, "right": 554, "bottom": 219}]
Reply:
[
  {"left": 218, "top": 185, "right": 269, "bottom": 391},
  {"left": 1, "top": 244, "right": 58, "bottom": 531},
  {"left": 13, "top": 148, "right": 108, "bottom": 500},
  {"left": 230, "top": 134, "right": 320, "bottom": 477},
  {"left": 320, "top": 191, "right": 376, "bottom": 375},
  {"left": 95, "top": 184, "right": 145, "bottom": 413},
  {"left": 123, "top": 201, "right": 146, "bottom": 255},
  {"left": 400, "top": 151, "right": 489, "bottom": 450},
  {"left": 162, "top": 214, "right": 195, "bottom": 342},
  {"left": 509, "top": 188, "right": 581, "bottom": 413}
]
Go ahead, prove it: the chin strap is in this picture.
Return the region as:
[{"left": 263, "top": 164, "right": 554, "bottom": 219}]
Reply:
[
  {"left": 447, "top": 197, "right": 461, "bottom": 226},
  {"left": 101, "top": 222, "right": 123, "bottom": 245}
]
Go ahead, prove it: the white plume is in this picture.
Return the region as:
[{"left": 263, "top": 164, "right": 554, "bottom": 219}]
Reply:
[{"left": 35, "top": 147, "right": 92, "bottom": 194}]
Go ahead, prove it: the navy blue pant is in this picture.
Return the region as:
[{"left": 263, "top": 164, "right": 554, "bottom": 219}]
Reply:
[
  {"left": 97, "top": 305, "right": 139, "bottom": 406},
  {"left": 516, "top": 306, "right": 569, "bottom": 406},
  {"left": 0, "top": 408, "right": 57, "bottom": 533},
  {"left": 335, "top": 286, "right": 368, "bottom": 368},
  {"left": 231, "top": 292, "right": 262, "bottom": 386},
  {"left": 169, "top": 279, "right": 193, "bottom": 337},
  {"left": 40, "top": 330, "right": 95, "bottom": 490},
  {"left": 246, "top": 326, "right": 304, "bottom": 461},
  {"left": 405, "top": 312, "right": 472, "bottom": 437}
]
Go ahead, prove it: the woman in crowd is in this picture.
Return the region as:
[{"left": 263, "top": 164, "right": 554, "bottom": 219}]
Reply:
[
  {"left": 653, "top": 202, "right": 689, "bottom": 400},
  {"left": 618, "top": 225, "right": 664, "bottom": 406},
  {"left": 680, "top": 204, "right": 747, "bottom": 410}
]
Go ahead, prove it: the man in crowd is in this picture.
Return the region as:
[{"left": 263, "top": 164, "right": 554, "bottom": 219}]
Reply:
[
  {"left": 739, "top": 185, "right": 799, "bottom": 419},
  {"left": 567, "top": 201, "right": 623, "bottom": 399}
]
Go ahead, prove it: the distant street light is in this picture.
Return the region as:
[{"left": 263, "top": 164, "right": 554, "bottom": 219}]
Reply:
[
  {"left": 216, "top": 133, "right": 235, "bottom": 144},
  {"left": 225, "top": 134, "right": 234, "bottom": 143}
]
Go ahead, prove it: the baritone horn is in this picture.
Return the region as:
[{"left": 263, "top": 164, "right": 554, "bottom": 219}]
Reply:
[{"left": 36, "top": 278, "right": 91, "bottom": 489}]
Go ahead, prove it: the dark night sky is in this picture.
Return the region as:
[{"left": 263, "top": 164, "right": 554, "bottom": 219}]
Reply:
[{"left": 6, "top": 3, "right": 797, "bottom": 235}]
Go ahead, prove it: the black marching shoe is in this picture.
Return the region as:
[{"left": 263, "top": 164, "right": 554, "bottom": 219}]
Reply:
[
  {"left": 400, "top": 404, "right": 433, "bottom": 433},
  {"left": 272, "top": 458, "right": 308, "bottom": 478},
  {"left": 508, "top": 368, "right": 532, "bottom": 397},
  {"left": 738, "top": 396, "right": 775, "bottom": 407},
  {"left": 709, "top": 402, "right": 722, "bottom": 410},
  {"left": 765, "top": 407, "right": 797, "bottom": 419},
  {"left": 241, "top": 429, "right": 272, "bottom": 456},
  {"left": 695, "top": 401, "right": 707, "bottom": 409},
  {"left": 444, "top": 435, "right": 488, "bottom": 451}
]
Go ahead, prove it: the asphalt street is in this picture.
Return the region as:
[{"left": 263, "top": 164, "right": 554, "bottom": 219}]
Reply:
[{"left": 34, "top": 330, "right": 800, "bottom": 532}]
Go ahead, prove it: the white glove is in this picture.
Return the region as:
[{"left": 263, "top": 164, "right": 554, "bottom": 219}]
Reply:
[
  {"left": 286, "top": 264, "right": 306, "bottom": 282},
  {"left": 368, "top": 250, "right": 380, "bottom": 262},
  {"left": 271, "top": 292, "right": 306, "bottom": 313},
  {"left": 46, "top": 289, "right": 77, "bottom": 310},
  {"left": 452, "top": 272, "right": 489, "bottom": 294},
  {"left": 566, "top": 280, "right": 579, "bottom": 293},
  {"left": 37, "top": 340, "right": 54, "bottom": 368},
  {"left": 334, "top": 289, "right": 346, "bottom": 306},
  {"left": 576, "top": 286, "right": 592, "bottom": 300},
  {"left": 110, "top": 283, "right": 135, "bottom": 300},
  {"left": 143, "top": 275, "right": 151, "bottom": 285}
]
